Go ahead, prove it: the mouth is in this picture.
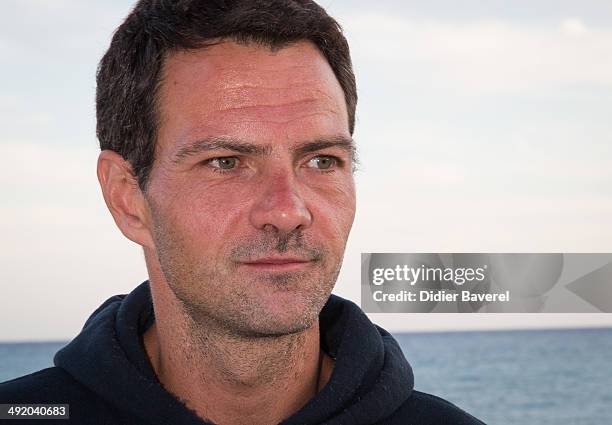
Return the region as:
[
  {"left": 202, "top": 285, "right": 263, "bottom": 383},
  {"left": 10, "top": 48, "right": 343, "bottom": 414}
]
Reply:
[{"left": 240, "top": 257, "right": 315, "bottom": 272}]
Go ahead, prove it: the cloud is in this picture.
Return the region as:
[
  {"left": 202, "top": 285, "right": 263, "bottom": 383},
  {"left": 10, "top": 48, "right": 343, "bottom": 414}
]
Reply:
[
  {"left": 345, "top": 15, "right": 612, "bottom": 94},
  {"left": 0, "top": 142, "right": 96, "bottom": 188},
  {"left": 561, "top": 18, "right": 589, "bottom": 37},
  {"left": 0, "top": 141, "right": 146, "bottom": 340}
]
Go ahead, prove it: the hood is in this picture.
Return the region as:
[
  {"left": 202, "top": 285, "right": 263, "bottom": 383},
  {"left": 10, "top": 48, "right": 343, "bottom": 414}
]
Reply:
[{"left": 54, "top": 281, "right": 414, "bottom": 425}]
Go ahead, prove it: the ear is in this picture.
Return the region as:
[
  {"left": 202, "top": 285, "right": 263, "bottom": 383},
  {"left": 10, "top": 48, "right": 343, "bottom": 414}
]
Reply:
[{"left": 97, "top": 150, "right": 155, "bottom": 249}]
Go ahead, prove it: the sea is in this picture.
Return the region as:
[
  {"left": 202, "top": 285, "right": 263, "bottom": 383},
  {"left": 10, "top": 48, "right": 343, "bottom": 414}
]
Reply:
[{"left": 1, "top": 328, "right": 611, "bottom": 424}]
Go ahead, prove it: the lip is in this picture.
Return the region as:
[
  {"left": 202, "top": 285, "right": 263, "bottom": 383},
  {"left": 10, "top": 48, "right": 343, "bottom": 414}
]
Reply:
[{"left": 240, "top": 257, "right": 314, "bottom": 272}]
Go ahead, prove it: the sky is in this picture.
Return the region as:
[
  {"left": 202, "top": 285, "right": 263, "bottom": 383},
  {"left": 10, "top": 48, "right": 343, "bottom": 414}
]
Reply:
[{"left": 1, "top": 0, "right": 611, "bottom": 341}]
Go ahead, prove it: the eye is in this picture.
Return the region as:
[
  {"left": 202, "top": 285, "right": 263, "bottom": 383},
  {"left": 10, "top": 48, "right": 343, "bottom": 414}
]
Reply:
[
  {"left": 205, "top": 157, "right": 239, "bottom": 170},
  {"left": 306, "top": 155, "right": 338, "bottom": 170}
]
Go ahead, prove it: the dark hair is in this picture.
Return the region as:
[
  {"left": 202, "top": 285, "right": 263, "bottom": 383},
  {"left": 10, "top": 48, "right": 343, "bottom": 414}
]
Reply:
[{"left": 96, "top": 0, "right": 357, "bottom": 190}]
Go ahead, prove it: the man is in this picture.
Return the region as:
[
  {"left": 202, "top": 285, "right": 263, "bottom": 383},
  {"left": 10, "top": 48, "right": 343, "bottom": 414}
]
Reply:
[{"left": 1, "top": 1, "right": 484, "bottom": 424}]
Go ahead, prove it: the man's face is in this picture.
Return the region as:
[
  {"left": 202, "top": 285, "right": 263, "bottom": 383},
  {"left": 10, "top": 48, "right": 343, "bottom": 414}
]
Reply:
[{"left": 144, "top": 40, "right": 356, "bottom": 336}]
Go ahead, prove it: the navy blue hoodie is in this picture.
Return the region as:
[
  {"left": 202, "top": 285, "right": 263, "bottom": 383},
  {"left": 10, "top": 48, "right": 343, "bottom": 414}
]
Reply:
[{"left": 0, "top": 281, "right": 484, "bottom": 424}]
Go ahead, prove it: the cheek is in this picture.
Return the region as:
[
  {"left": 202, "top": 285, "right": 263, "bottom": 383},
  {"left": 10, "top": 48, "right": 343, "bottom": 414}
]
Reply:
[
  {"left": 155, "top": 179, "right": 253, "bottom": 255},
  {"left": 308, "top": 179, "right": 356, "bottom": 245}
]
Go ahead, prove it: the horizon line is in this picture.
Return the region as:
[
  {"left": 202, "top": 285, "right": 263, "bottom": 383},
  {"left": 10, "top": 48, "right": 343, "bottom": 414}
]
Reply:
[{"left": 1, "top": 324, "right": 611, "bottom": 344}]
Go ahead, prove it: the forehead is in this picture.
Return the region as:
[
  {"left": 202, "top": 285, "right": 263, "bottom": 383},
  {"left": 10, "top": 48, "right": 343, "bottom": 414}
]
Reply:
[{"left": 155, "top": 40, "right": 349, "bottom": 155}]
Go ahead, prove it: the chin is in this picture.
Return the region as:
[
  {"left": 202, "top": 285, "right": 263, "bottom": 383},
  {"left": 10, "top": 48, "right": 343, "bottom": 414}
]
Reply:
[
  {"left": 247, "top": 294, "right": 324, "bottom": 336},
  {"left": 226, "top": 287, "right": 329, "bottom": 337},
  {"left": 246, "top": 318, "right": 316, "bottom": 337}
]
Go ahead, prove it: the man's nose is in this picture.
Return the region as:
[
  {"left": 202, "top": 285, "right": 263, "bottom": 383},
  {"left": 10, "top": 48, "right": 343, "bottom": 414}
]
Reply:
[{"left": 249, "top": 173, "right": 312, "bottom": 234}]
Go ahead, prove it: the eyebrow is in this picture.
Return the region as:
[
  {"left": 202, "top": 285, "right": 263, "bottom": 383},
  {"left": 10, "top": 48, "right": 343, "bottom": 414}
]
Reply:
[
  {"left": 172, "top": 137, "right": 271, "bottom": 163},
  {"left": 290, "top": 136, "right": 356, "bottom": 160},
  {"left": 172, "top": 135, "right": 356, "bottom": 164}
]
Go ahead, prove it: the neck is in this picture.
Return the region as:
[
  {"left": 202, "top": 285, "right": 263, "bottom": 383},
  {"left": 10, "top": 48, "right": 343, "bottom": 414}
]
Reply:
[{"left": 142, "top": 281, "right": 333, "bottom": 425}]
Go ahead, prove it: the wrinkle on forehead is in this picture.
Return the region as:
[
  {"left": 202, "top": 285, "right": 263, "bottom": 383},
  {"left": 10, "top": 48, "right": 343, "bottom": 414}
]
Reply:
[
  {"left": 214, "top": 85, "right": 338, "bottom": 108},
  {"left": 209, "top": 103, "right": 342, "bottom": 128},
  {"left": 207, "top": 82, "right": 343, "bottom": 128}
]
